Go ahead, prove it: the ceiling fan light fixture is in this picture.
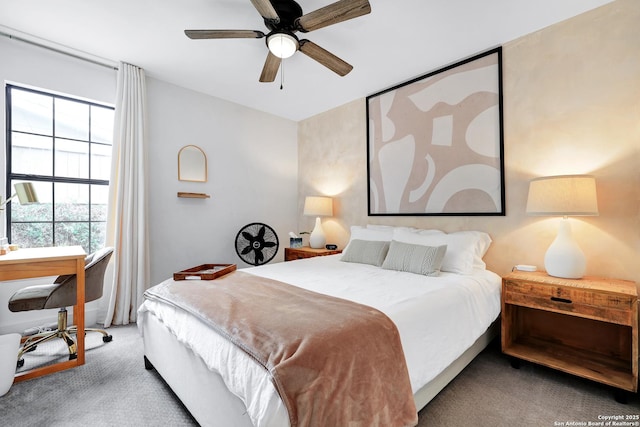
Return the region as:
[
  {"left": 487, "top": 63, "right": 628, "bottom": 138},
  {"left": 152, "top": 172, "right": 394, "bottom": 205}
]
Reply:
[{"left": 267, "top": 32, "right": 298, "bottom": 58}]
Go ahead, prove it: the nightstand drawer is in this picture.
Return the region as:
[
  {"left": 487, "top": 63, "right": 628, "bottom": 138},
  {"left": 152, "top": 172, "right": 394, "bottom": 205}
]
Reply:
[
  {"left": 504, "top": 280, "right": 635, "bottom": 325},
  {"left": 504, "top": 280, "right": 634, "bottom": 309}
]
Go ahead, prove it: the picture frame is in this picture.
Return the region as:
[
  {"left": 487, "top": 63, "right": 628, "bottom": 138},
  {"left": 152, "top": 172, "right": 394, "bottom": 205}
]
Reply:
[{"left": 366, "top": 47, "right": 505, "bottom": 216}]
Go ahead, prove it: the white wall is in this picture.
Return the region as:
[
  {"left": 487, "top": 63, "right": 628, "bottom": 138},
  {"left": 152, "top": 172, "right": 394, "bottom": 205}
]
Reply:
[
  {"left": 146, "top": 78, "right": 298, "bottom": 286},
  {"left": 0, "top": 36, "right": 299, "bottom": 334}
]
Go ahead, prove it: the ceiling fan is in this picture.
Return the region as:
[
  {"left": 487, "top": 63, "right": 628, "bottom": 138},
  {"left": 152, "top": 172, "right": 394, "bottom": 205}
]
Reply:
[{"left": 185, "top": 0, "right": 371, "bottom": 83}]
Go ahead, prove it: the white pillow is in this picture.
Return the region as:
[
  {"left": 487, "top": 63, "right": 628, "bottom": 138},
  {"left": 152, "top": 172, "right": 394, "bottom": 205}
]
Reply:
[
  {"left": 367, "top": 224, "right": 443, "bottom": 234},
  {"left": 365, "top": 224, "right": 396, "bottom": 230},
  {"left": 348, "top": 225, "right": 394, "bottom": 242},
  {"left": 441, "top": 230, "right": 491, "bottom": 271},
  {"left": 407, "top": 228, "right": 443, "bottom": 236},
  {"left": 344, "top": 226, "right": 394, "bottom": 252},
  {"left": 366, "top": 224, "right": 416, "bottom": 232},
  {"left": 393, "top": 229, "right": 492, "bottom": 275}
]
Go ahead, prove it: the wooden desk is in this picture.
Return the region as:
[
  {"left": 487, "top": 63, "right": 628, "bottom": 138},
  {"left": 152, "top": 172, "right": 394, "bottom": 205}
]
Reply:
[{"left": 0, "top": 246, "right": 86, "bottom": 382}]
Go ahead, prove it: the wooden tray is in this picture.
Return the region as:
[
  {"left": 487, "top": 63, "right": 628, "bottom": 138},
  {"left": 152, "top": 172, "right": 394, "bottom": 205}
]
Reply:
[{"left": 173, "top": 264, "right": 236, "bottom": 281}]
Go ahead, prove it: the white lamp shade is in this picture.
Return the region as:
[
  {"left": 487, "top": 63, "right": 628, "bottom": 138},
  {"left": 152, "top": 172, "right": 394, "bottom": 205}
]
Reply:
[
  {"left": 303, "top": 196, "right": 333, "bottom": 217},
  {"left": 304, "top": 196, "right": 333, "bottom": 249},
  {"left": 526, "top": 175, "right": 598, "bottom": 216},
  {"left": 267, "top": 32, "right": 298, "bottom": 59},
  {"left": 526, "top": 175, "right": 598, "bottom": 279}
]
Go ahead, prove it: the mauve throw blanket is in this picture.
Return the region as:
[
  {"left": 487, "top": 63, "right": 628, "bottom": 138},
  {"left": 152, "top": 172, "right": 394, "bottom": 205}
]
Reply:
[{"left": 144, "top": 271, "right": 418, "bottom": 427}]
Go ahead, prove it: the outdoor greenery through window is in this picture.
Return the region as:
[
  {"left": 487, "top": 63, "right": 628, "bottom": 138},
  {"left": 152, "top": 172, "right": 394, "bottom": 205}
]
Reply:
[{"left": 5, "top": 84, "right": 113, "bottom": 254}]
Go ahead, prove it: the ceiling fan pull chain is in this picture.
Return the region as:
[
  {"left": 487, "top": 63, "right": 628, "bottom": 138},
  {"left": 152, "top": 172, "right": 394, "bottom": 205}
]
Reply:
[{"left": 280, "top": 60, "right": 284, "bottom": 90}]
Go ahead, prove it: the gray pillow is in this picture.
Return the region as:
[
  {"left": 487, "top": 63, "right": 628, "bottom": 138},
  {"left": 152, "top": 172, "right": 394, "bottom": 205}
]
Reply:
[
  {"left": 381, "top": 240, "right": 447, "bottom": 276},
  {"left": 340, "top": 239, "right": 390, "bottom": 267}
]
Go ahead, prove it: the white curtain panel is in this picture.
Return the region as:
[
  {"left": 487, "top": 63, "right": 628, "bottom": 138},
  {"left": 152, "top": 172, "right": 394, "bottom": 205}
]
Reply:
[{"left": 103, "top": 62, "right": 150, "bottom": 327}]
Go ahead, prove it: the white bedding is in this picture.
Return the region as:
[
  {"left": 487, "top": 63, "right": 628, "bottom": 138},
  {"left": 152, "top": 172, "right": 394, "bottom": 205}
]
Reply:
[{"left": 138, "top": 254, "right": 501, "bottom": 427}]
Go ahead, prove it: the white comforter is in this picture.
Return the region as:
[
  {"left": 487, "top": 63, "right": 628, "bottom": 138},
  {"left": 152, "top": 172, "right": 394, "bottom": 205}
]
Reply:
[{"left": 138, "top": 254, "right": 501, "bottom": 427}]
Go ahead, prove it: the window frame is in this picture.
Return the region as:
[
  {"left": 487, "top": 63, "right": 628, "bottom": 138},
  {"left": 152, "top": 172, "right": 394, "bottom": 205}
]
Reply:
[{"left": 5, "top": 83, "right": 113, "bottom": 252}]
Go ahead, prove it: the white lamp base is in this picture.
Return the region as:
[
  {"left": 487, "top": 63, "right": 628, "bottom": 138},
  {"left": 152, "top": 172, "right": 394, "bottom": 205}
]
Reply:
[
  {"left": 544, "top": 218, "right": 586, "bottom": 279},
  {"left": 309, "top": 217, "right": 326, "bottom": 249}
]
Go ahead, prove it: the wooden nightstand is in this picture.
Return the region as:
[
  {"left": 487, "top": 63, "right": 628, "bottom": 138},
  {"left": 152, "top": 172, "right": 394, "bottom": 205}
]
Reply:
[
  {"left": 501, "top": 271, "right": 638, "bottom": 394},
  {"left": 284, "top": 247, "right": 342, "bottom": 262}
]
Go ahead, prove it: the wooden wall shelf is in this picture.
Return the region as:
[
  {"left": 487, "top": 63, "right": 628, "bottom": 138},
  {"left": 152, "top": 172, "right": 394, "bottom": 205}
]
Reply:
[{"left": 177, "top": 192, "right": 210, "bottom": 199}]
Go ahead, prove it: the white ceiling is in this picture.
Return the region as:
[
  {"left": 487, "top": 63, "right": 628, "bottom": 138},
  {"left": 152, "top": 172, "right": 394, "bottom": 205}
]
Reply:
[{"left": 0, "top": 0, "right": 614, "bottom": 121}]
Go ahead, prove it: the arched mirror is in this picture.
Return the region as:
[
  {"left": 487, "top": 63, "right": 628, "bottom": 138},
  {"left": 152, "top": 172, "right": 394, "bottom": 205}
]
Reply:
[{"left": 178, "top": 145, "right": 207, "bottom": 182}]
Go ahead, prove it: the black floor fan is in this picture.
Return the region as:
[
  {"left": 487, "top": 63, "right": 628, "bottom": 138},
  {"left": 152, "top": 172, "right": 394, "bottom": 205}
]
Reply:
[{"left": 235, "top": 222, "right": 279, "bottom": 266}]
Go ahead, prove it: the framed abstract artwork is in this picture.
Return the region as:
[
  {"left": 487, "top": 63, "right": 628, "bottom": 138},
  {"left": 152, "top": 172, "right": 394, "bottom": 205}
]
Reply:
[{"left": 366, "top": 47, "right": 505, "bottom": 216}]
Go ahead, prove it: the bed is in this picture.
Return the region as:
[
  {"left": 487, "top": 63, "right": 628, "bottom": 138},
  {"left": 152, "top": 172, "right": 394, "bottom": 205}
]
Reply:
[{"left": 138, "top": 226, "right": 502, "bottom": 427}]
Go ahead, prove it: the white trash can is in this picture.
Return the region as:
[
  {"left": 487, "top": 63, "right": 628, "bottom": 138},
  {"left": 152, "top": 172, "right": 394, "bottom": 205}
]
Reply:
[{"left": 0, "top": 333, "right": 20, "bottom": 396}]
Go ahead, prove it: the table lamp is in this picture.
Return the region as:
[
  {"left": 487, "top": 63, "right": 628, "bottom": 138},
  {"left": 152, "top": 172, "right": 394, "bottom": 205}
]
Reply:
[
  {"left": 1, "top": 182, "right": 39, "bottom": 248},
  {"left": 526, "top": 175, "right": 598, "bottom": 279},
  {"left": 0, "top": 182, "right": 39, "bottom": 210},
  {"left": 303, "top": 196, "right": 333, "bottom": 249}
]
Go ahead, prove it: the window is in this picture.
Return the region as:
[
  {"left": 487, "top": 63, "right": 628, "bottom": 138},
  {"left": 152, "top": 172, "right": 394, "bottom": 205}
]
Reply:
[{"left": 5, "top": 84, "right": 114, "bottom": 254}]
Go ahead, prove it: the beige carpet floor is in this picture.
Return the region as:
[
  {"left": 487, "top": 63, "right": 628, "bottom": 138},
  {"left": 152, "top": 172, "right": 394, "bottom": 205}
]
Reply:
[{"left": 1, "top": 324, "right": 638, "bottom": 426}]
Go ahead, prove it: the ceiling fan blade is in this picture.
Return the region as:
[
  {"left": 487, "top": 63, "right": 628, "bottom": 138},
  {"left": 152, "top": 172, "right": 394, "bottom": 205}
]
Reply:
[
  {"left": 299, "top": 40, "right": 353, "bottom": 76},
  {"left": 249, "top": 0, "right": 280, "bottom": 22},
  {"left": 259, "top": 51, "right": 281, "bottom": 82},
  {"left": 185, "top": 30, "right": 265, "bottom": 39},
  {"left": 296, "top": 0, "right": 371, "bottom": 32}
]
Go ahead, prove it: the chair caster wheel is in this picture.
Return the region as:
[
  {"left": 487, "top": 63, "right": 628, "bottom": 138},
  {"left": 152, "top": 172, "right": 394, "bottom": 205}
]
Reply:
[
  {"left": 69, "top": 353, "right": 77, "bottom": 361},
  {"left": 17, "top": 359, "right": 24, "bottom": 369},
  {"left": 103, "top": 335, "right": 113, "bottom": 343}
]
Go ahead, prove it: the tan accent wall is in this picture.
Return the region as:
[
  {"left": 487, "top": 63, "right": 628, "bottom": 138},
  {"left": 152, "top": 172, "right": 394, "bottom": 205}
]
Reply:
[{"left": 298, "top": 0, "right": 640, "bottom": 281}]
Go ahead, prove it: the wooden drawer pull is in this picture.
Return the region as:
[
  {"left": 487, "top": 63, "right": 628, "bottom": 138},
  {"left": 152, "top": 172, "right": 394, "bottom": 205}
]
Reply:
[{"left": 550, "top": 296, "right": 572, "bottom": 304}]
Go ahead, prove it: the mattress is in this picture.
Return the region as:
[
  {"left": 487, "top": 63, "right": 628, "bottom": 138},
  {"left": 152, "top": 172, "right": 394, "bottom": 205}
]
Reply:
[{"left": 138, "top": 254, "right": 501, "bottom": 426}]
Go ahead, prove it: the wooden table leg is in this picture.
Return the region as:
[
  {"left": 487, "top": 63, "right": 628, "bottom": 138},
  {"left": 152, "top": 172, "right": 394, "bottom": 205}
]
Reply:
[{"left": 75, "top": 256, "right": 85, "bottom": 366}]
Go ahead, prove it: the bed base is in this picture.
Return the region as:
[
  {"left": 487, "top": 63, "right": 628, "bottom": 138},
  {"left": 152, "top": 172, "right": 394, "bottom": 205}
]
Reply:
[
  {"left": 142, "top": 313, "right": 499, "bottom": 426},
  {"left": 142, "top": 314, "right": 259, "bottom": 427},
  {"left": 414, "top": 319, "right": 499, "bottom": 409}
]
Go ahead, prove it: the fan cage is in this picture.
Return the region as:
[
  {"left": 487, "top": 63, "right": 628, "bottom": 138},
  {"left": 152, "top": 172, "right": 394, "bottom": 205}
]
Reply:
[{"left": 235, "top": 222, "right": 279, "bottom": 266}]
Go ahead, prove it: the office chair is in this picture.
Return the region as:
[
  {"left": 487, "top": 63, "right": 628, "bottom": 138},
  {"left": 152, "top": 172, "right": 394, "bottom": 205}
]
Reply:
[{"left": 9, "top": 247, "right": 114, "bottom": 368}]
